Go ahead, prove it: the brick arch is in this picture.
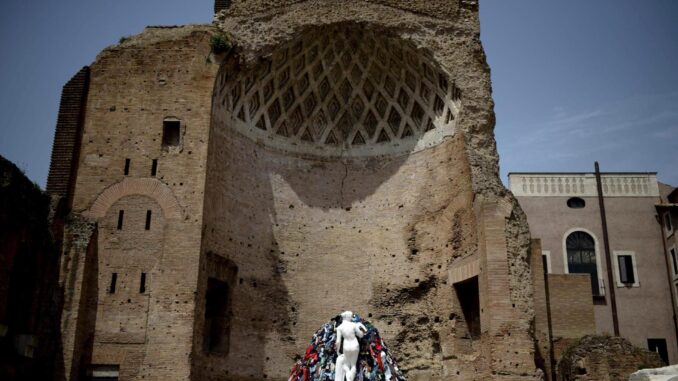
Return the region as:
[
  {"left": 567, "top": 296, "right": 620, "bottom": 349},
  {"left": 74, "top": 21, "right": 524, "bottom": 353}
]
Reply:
[{"left": 84, "top": 178, "right": 182, "bottom": 220}]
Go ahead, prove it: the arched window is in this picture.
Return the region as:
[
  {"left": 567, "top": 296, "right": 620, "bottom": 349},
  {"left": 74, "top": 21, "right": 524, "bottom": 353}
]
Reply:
[{"left": 566, "top": 231, "right": 600, "bottom": 296}]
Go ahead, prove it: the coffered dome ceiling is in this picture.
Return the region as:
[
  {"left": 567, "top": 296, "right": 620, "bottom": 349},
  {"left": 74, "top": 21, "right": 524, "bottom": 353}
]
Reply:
[{"left": 214, "top": 24, "right": 462, "bottom": 157}]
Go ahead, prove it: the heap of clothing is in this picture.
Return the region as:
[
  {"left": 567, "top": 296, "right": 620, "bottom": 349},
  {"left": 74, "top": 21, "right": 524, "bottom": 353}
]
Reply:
[{"left": 288, "top": 314, "right": 407, "bottom": 381}]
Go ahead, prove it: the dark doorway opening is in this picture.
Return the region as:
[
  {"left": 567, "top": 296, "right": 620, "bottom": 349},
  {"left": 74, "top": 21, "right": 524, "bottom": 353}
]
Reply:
[
  {"left": 162, "top": 119, "right": 181, "bottom": 148},
  {"left": 454, "top": 276, "right": 481, "bottom": 339},
  {"left": 648, "top": 338, "right": 669, "bottom": 365},
  {"left": 204, "top": 278, "right": 231, "bottom": 354}
]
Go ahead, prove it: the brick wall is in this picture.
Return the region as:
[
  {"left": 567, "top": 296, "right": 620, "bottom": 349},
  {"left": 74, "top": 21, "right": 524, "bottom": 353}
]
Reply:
[
  {"left": 531, "top": 239, "right": 554, "bottom": 380},
  {"left": 57, "top": 25, "right": 219, "bottom": 381},
  {"left": 475, "top": 201, "right": 537, "bottom": 380},
  {"left": 46, "top": 67, "right": 89, "bottom": 205},
  {"left": 547, "top": 274, "right": 596, "bottom": 341},
  {"left": 90, "top": 195, "right": 165, "bottom": 379},
  {"left": 198, "top": 115, "right": 480, "bottom": 379},
  {"left": 557, "top": 335, "right": 663, "bottom": 381}
]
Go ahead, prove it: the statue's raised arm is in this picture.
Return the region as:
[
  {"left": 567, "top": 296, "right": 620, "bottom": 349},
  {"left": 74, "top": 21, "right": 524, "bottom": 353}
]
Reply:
[{"left": 355, "top": 321, "right": 367, "bottom": 339}]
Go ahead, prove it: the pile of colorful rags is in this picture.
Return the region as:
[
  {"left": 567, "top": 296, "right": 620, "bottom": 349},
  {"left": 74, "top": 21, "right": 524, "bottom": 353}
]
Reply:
[{"left": 288, "top": 314, "right": 407, "bottom": 381}]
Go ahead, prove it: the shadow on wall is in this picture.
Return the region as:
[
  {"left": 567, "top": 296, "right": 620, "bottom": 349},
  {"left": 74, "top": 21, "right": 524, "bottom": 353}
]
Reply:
[
  {"left": 51, "top": 217, "right": 99, "bottom": 381},
  {"left": 75, "top": 229, "right": 99, "bottom": 381}
]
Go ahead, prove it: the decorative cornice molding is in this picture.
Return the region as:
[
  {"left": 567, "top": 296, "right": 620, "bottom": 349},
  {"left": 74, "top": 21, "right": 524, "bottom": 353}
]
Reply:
[{"left": 509, "top": 173, "right": 659, "bottom": 198}]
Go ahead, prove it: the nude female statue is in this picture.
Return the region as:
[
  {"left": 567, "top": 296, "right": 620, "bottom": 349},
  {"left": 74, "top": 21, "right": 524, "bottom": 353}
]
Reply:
[{"left": 334, "top": 311, "right": 367, "bottom": 381}]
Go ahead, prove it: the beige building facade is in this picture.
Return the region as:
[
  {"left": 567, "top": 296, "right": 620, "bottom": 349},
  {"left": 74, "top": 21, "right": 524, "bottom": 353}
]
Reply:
[
  {"left": 509, "top": 172, "right": 678, "bottom": 366},
  {"left": 656, "top": 187, "right": 678, "bottom": 353}
]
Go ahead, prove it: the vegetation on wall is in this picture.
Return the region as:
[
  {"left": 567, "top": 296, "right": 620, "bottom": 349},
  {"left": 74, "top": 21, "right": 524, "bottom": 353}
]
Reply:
[{"left": 210, "top": 33, "right": 231, "bottom": 54}]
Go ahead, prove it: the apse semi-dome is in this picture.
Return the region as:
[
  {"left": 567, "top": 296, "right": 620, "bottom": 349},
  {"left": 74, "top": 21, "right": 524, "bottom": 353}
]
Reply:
[{"left": 214, "top": 24, "right": 462, "bottom": 157}]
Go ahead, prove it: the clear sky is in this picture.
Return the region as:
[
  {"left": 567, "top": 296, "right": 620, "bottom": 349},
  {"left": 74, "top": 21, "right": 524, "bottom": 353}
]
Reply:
[{"left": 1, "top": 1, "right": 676, "bottom": 187}]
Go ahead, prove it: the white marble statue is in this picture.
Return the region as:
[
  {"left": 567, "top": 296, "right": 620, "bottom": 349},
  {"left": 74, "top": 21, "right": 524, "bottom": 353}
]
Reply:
[{"left": 335, "top": 311, "right": 367, "bottom": 381}]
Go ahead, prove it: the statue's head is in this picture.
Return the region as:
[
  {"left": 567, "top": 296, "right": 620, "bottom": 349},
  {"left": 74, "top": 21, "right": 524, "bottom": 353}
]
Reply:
[{"left": 341, "top": 311, "right": 353, "bottom": 321}]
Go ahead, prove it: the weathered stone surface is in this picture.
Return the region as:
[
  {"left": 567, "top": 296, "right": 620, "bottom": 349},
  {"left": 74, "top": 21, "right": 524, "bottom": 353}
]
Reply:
[
  {"left": 214, "top": 0, "right": 504, "bottom": 196},
  {"left": 558, "top": 335, "right": 663, "bottom": 381},
  {"left": 55, "top": 24, "right": 220, "bottom": 381}
]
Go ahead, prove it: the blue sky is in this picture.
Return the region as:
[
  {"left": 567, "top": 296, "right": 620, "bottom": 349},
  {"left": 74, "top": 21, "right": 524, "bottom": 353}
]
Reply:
[
  {"left": 482, "top": 1, "right": 678, "bottom": 185},
  {"left": 1, "top": 1, "right": 676, "bottom": 187}
]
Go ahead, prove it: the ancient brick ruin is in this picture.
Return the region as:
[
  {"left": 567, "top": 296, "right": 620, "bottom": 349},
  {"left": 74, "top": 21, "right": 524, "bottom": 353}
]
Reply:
[{"left": 48, "top": 1, "right": 546, "bottom": 380}]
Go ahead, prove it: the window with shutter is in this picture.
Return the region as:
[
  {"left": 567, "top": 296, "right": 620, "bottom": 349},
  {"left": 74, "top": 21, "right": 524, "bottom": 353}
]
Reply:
[
  {"left": 618, "top": 255, "right": 635, "bottom": 284},
  {"left": 613, "top": 251, "right": 639, "bottom": 287}
]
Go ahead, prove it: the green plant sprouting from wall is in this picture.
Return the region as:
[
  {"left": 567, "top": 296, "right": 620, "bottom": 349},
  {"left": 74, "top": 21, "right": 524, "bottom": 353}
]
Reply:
[{"left": 210, "top": 33, "right": 232, "bottom": 54}]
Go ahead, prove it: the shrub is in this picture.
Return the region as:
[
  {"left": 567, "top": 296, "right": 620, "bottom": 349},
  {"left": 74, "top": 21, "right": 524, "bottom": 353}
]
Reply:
[{"left": 210, "top": 34, "right": 231, "bottom": 54}]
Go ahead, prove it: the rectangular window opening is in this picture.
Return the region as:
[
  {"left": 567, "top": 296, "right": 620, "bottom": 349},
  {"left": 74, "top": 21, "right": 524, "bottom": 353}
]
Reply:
[
  {"left": 618, "top": 255, "right": 635, "bottom": 284},
  {"left": 203, "top": 277, "right": 231, "bottom": 354},
  {"left": 151, "top": 159, "right": 158, "bottom": 177},
  {"left": 109, "top": 273, "right": 117, "bottom": 294},
  {"left": 145, "top": 210, "right": 152, "bottom": 230},
  {"left": 671, "top": 248, "right": 677, "bottom": 276},
  {"left": 117, "top": 210, "right": 124, "bottom": 230},
  {"left": 140, "top": 273, "right": 146, "bottom": 294},
  {"left": 648, "top": 338, "right": 669, "bottom": 365},
  {"left": 162, "top": 120, "right": 181, "bottom": 148},
  {"left": 124, "top": 158, "right": 130, "bottom": 176},
  {"left": 665, "top": 213, "right": 673, "bottom": 233},
  {"left": 453, "top": 276, "right": 481, "bottom": 339}
]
